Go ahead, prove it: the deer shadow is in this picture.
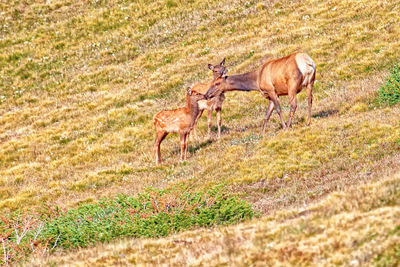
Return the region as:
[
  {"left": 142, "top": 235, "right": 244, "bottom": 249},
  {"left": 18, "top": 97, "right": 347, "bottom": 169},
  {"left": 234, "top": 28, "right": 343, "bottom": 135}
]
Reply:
[
  {"left": 210, "top": 125, "right": 230, "bottom": 134},
  {"left": 170, "top": 138, "right": 215, "bottom": 156},
  {"left": 312, "top": 109, "right": 338, "bottom": 119},
  {"left": 188, "top": 139, "right": 214, "bottom": 153}
]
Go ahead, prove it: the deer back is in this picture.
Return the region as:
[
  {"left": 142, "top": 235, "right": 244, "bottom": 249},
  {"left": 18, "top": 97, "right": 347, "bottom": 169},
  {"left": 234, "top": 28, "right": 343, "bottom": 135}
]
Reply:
[
  {"left": 259, "top": 52, "right": 315, "bottom": 96},
  {"left": 154, "top": 107, "right": 189, "bottom": 133}
]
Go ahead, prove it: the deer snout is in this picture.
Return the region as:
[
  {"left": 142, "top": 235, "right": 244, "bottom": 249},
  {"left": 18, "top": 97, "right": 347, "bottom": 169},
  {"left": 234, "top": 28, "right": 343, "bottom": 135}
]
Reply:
[{"left": 204, "top": 86, "right": 217, "bottom": 99}]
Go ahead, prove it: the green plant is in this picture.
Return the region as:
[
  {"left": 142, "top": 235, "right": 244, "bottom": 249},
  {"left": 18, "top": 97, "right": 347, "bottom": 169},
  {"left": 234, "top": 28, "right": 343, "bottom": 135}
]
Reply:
[
  {"left": 39, "top": 187, "right": 253, "bottom": 248},
  {"left": 378, "top": 64, "right": 400, "bottom": 105},
  {"left": 0, "top": 186, "right": 253, "bottom": 265}
]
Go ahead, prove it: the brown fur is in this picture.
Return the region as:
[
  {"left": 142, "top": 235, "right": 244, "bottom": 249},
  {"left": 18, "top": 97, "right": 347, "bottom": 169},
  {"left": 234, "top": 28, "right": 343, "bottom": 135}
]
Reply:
[
  {"left": 153, "top": 88, "right": 205, "bottom": 165},
  {"left": 190, "top": 58, "right": 226, "bottom": 139},
  {"left": 205, "top": 52, "right": 316, "bottom": 133},
  {"left": 191, "top": 83, "right": 225, "bottom": 139}
]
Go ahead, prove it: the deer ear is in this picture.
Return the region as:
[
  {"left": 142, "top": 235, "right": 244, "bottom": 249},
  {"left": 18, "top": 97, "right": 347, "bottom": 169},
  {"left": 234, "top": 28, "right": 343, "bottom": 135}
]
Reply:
[
  {"left": 187, "top": 87, "right": 192, "bottom": 95},
  {"left": 220, "top": 58, "right": 225, "bottom": 66},
  {"left": 208, "top": 64, "right": 214, "bottom": 70}
]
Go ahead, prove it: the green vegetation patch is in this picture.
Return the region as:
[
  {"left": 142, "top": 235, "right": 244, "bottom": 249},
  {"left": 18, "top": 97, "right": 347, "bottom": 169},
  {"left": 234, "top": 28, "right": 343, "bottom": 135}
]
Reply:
[
  {"left": 0, "top": 186, "right": 253, "bottom": 265},
  {"left": 378, "top": 63, "right": 400, "bottom": 106},
  {"left": 373, "top": 224, "right": 400, "bottom": 267}
]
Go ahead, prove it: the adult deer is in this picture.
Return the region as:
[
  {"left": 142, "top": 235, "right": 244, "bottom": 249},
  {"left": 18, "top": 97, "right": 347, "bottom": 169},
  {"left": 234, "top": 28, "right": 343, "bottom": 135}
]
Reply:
[
  {"left": 204, "top": 52, "right": 316, "bottom": 133},
  {"left": 153, "top": 87, "right": 206, "bottom": 165},
  {"left": 191, "top": 58, "right": 227, "bottom": 139}
]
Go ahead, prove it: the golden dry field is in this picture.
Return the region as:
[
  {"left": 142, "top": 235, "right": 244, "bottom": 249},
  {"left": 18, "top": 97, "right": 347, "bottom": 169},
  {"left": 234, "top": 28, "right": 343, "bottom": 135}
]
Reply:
[{"left": 1, "top": 0, "right": 399, "bottom": 265}]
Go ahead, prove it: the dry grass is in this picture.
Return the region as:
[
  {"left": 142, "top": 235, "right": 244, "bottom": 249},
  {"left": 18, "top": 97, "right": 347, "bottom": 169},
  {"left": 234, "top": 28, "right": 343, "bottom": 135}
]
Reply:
[
  {"left": 1, "top": 0, "right": 399, "bottom": 211},
  {"left": 1, "top": 0, "right": 400, "bottom": 264},
  {"left": 30, "top": 167, "right": 400, "bottom": 266}
]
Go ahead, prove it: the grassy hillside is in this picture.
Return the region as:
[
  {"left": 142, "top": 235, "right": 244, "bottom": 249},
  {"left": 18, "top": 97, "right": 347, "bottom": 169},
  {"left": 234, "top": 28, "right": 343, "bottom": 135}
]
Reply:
[
  {"left": 1, "top": 0, "right": 399, "bottom": 265},
  {"left": 31, "top": 167, "right": 400, "bottom": 266}
]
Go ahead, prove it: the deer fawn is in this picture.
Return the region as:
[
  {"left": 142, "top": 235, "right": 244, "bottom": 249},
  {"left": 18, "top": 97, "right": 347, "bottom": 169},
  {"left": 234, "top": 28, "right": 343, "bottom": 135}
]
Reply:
[
  {"left": 205, "top": 52, "right": 316, "bottom": 133},
  {"left": 153, "top": 87, "right": 206, "bottom": 165},
  {"left": 190, "top": 58, "right": 227, "bottom": 139}
]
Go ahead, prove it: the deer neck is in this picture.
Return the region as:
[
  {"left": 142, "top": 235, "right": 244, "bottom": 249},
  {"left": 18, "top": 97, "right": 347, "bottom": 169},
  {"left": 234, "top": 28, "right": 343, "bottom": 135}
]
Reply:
[
  {"left": 186, "top": 95, "right": 201, "bottom": 121},
  {"left": 224, "top": 70, "right": 259, "bottom": 92}
]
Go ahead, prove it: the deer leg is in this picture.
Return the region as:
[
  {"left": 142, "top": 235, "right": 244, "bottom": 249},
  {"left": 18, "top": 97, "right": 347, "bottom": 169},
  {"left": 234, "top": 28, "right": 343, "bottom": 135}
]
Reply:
[
  {"left": 154, "top": 131, "right": 168, "bottom": 165},
  {"left": 190, "top": 123, "right": 197, "bottom": 141},
  {"left": 306, "top": 83, "right": 313, "bottom": 126},
  {"left": 191, "top": 109, "right": 203, "bottom": 141},
  {"left": 262, "top": 100, "right": 275, "bottom": 134},
  {"left": 216, "top": 108, "right": 222, "bottom": 139},
  {"left": 179, "top": 132, "right": 185, "bottom": 161},
  {"left": 207, "top": 109, "right": 213, "bottom": 139},
  {"left": 270, "top": 95, "right": 286, "bottom": 129},
  {"left": 286, "top": 93, "right": 297, "bottom": 129},
  {"left": 184, "top": 133, "right": 189, "bottom": 160}
]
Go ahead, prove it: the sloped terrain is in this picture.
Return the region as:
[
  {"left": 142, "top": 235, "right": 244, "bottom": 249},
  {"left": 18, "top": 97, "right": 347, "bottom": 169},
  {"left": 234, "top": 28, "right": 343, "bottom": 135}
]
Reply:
[
  {"left": 0, "top": 0, "right": 399, "bottom": 265},
  {"left": 31, "top": 166, "right": 400, "bottom": 266}
]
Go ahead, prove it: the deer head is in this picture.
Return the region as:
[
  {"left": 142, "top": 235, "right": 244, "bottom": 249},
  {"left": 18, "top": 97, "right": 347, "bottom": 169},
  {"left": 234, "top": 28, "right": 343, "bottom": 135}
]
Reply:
[
  {"left": 208, "top": 58, "right": 227, "bottom": 79},
  {"left": 204, "top": 71, "right": 228, "bottom": 99},
  {"left": 187, "top": 87, "right": 206, "bottom": 101}
]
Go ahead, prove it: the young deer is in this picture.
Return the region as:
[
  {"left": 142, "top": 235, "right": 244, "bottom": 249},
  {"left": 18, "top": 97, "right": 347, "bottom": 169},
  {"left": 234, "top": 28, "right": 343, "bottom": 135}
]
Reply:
[
  {"left": 153, "top": 87, "right": 206, "bottom": 165},
  {"left": 205, "top": 52, "right": 316, "bottom": 133},
  {"left": 190, "top": 58, "right": 227, "bottom": 139}
]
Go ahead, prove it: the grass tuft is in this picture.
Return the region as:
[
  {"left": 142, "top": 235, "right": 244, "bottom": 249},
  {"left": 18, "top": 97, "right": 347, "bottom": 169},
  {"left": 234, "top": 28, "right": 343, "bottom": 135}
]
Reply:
[{"left": 378, "top": 63, "right": 400, "bottom": 106}]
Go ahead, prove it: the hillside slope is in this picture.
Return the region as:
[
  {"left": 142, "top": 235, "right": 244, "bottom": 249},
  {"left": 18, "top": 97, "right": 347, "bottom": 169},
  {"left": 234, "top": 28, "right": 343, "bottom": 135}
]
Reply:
[
  {"left": 0, "top": 0, "right": 399, "bottom": 265},
  {"left": 1, "top": 0, "right": 399, "bottom": 210},
  {"left": 31, "top": 167, "right": 400, "bottom": 266}
]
